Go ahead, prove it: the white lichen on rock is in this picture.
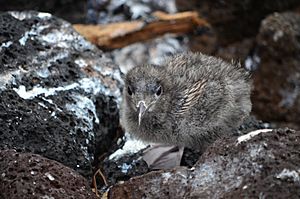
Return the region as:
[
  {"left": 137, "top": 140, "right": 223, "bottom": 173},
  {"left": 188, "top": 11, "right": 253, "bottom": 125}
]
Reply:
[
  {"left": 276, "top": 168, "right": 300, "bottom": 182},
  {"left": 109, "top": 133, "right": 149, "bottom": 160}
]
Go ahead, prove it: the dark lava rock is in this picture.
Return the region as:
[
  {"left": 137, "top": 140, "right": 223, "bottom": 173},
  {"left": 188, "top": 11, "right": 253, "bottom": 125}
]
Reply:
[
  {"left": 109, "top": 128, "right": 300, "bottom": 198},
  {"left": 0, "top": 11, "right": 122, "bottom": 178},
  {"left": 252, "top": 12, "right": 300, "bottom": 128},
  {"left": 0, "top": 149, "right": 98, "bottom": 199},
  {"left": 176, "top": 0, "right": 300, "bottom": 45},
  {"left": 101, "top": 149, "right": 149, "bottom": 186},
  {"left": 97, "top": 117, "right": 267, "bottom": 189},
  {"left": 0, "top": 0, "right": 87, "bottom": 23}
]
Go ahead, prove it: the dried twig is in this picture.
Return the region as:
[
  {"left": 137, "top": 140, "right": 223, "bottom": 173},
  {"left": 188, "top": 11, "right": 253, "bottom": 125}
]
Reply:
[
  {"left": 73, "top": 11, "right": 210, "bottom": 50},
  {"left": 92, "top": 167, "right": 108, "bottom": 197}
]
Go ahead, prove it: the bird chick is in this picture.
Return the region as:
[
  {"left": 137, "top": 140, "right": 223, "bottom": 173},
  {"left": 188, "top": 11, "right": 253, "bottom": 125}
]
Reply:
[{"left": 121, "top": 52, "right": 251, "bottom": 151}]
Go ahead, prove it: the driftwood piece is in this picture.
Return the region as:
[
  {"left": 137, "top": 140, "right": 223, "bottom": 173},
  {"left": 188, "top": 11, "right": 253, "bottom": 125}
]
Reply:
[{"left": 73, "top": 11, "right": 210, "bottom": 50}]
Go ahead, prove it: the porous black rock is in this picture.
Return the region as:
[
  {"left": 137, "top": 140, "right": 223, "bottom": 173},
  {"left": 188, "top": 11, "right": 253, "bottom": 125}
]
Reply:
[
  {"left": 109, "top": 128, "right": 300, "bottom": 198},
  {"left": 0, "top": 0, "right": 86, "bottom": 23},
  {"left": 0, "top": 11, "right": 122, "bottom": 178},
  {"left": 0, "top": 149, "right": 98, "bottom": 199}
]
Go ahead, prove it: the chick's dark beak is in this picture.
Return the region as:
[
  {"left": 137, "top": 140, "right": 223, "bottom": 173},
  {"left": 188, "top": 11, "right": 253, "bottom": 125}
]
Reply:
[{"left": 137, "top": 101, "right": 147, "bottom": 126}]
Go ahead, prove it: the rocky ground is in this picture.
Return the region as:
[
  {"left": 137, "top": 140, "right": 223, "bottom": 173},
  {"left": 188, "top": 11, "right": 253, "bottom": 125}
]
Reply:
[
  {"left": 1, "top": 0, "right": 300, "bottom": 199},
  {"left": 109, "top": 128, "right": 300, "bottom": 199}
]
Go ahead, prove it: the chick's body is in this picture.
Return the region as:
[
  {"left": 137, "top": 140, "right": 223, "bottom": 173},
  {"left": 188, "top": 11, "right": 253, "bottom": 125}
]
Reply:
[{"left": 121, "top": 52, "right": 251, "bottom": 150}]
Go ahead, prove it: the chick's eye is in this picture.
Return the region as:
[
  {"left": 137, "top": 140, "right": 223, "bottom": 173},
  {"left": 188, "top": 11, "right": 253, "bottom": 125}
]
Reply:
[
  {"left": 155, "top": 86, "right": 162, "bottom": 96},
  {"left": 127, "top": 86, "right": 133, "bottom": 96}
]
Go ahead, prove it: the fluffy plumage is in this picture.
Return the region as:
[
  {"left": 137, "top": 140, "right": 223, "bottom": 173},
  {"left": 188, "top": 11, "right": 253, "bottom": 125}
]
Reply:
[{"left": 121, "top": 52, "right": 252, "bottom": 151}]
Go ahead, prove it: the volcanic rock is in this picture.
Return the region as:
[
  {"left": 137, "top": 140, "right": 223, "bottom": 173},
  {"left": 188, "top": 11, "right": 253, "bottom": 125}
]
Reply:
[
  {"left": 176, "top": 0, "right": 300, "bottom": 45},
  {"left": 109, "top": 128, "right": 300, "bottom": 198},
  {"left": 0, "top": 0, "right": 86, "bottom": 23},
  {"left": 0, "top": 149, "right": 98, "bottom": 199},
  {"left": 0, "top": 11, "right": 122, "bottom": 178},
  {"left": 252, "top": 12, "right": 300, "bottom": 128}
]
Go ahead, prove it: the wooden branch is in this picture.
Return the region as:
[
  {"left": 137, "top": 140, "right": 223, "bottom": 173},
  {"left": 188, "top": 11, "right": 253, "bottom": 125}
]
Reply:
[{"left": 73, "top": 11, "right": 210, "bottom": 50}]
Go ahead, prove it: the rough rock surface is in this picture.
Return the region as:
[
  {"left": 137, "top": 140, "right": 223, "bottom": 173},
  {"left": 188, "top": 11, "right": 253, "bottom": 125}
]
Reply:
[
  {"left": 109, "top": 128, "right": 300, "bottom": 198},
  {"left": 252, "top": 12, "right": 300, "bottom": 127},
  {"left": 176, "top": 0, "right": 300, "bottom": 45},
  {"left": 0, "top": 0, "right": 86, "bottom": 23},
  {"left": 0, "top": 149, "right": 98, "bottom": 199},
  {"left": 102, "top": 148, "right": 149, "bottom": 185},
  {"left": 0, "top": 11, "right": 122, "bottom": 178},
  {"left": 98, "top": 117, "right": 268, "bottom": 188}
]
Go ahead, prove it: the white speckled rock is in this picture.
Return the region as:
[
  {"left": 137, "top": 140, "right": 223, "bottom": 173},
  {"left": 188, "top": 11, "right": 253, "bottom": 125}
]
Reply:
[{"left": 0, "top": 11, "right": 122, "bottom": 178}]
